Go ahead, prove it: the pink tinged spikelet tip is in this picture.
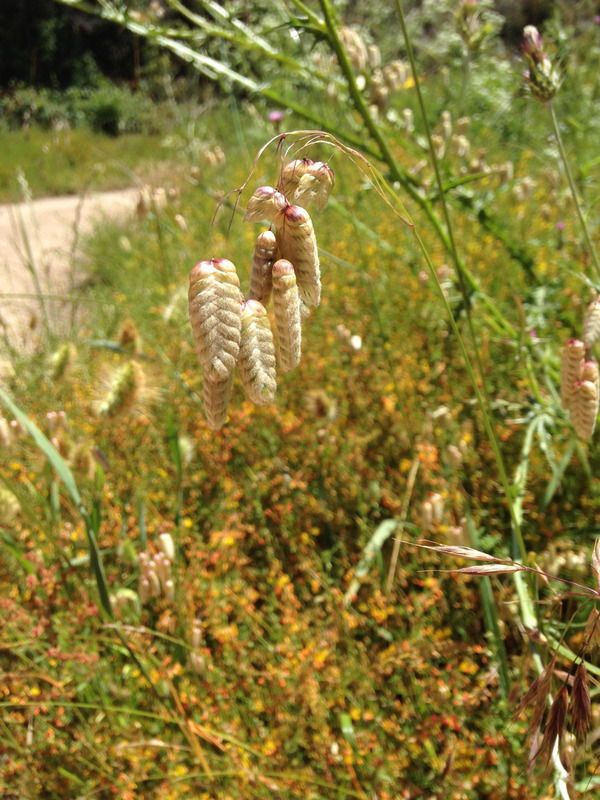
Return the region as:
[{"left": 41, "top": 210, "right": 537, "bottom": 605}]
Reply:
[
  {"left": 189, "top": 260, "right": 215, "bottom": 283},
  {"left": 272, "top": 259, "right": 295, "bottom": 277},
  {"left": 282, "top": 204, "right": 310, "bottom": 225},
  {"left": 243, "top": 299, "right": 268, "bottom": 316}
]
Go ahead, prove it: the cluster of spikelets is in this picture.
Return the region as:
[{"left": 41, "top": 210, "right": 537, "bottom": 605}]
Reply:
[
  {"left": 138, "top": 533, "right": 175, "bottom": 605},
  {"left": 560, "top": 296, "right": 600, "bottom": 441},
  {"left": 188, "top": 157, "right": 335, "bottom": 430}
]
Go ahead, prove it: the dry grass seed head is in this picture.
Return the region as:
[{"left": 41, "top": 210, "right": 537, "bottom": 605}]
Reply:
[
  {"left": 188, "top": 259, "right": 243, "bottom": 381},
  {"left": 271, "top": 259, "right": 302, "bottom": 373},
  {"left": 96, "top": 361, "right": 147, "bottom": 418},
  {"left": 292, "top": 161, "right": 335, "bottom": 211},
  {"left": 275, "top": 204, "right": 321, "bottom": 308},
  {"left": 238, "top": 300, "right": 277, "bottom": 406},
  {"left": 203, "top": 373, "right": 234, "bottom": 431},
  {"left": 243, "top": 186, "right": 287, "bottom": 223},
  {"left": 282, "top": 158, "right": 314, "bottom": 199},
  {"left": 248, "top": 230, "right": 277, "bottom": 306},
  {"left": 569, "top": 379, "right": 599, "bottom": 441},
  {"left": 513, "top": 655, "right": 556, "bottom": 736},
  {"left": 583, "top": 296, "right": 600, "bottom": 350},
  {"left": 538, "top": 685, "right": 569, "bottom": 764},
  {"left": 560, "top": 339, "right": 585, "bottom": 410},
  {"left": 569, "top": 661, "right": 591, "bottom": 742}
]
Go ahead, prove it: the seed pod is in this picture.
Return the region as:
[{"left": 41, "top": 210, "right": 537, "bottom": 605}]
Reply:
[
  {"left": 272, "top": 259, "right": 302, "bottom": 373},
  {"left": 292, "top": 161, "right": 335, "bottom": 211},
  {"left": 570, "top": 380, "right": 599, "bottom": 441},
  {"left": 204, "top": 374, "right": 234, "bottom": 430},
  {"left": 282, "top": 158, "right": 313, "bottom": 200},
  {"left": 560, "top": 339, "right": 585, "bottom": 410},
  {"left": 97, "top": 361, "right": 145, "bottom": 417},
  {"left": 243, "top": 186, "right": 287, "bottom": 223},
  {"left": 583, "top": 296, "right": 600, "bottom": 351},
  {"left": 275, "top": 205, "right": 321, "bottom": 308},
  {"left": 248, "top": 230, "right": 277, "bottom": 306},
  {"left": 582, "top": 360, "right": 599, "bottom": 397},
  {"left": 188, "top": 259, "right": 243, "bottom": 381},
  {"left": 238, "top": 300, "right": 277, "bottom": 406}
]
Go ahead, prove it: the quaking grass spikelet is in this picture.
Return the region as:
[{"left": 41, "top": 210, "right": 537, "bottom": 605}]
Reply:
[
  {"left": 243, "top": 186, "right": 287, "bottom": 223},
  {"left": 272, "top": 259, "right": 302, "bottom": 373},
  {"left": 583, "top": 296, "right": 600, "bottom": 351},
  {"left": 238, "top": 300, "right": 277, "bottom": 405},
  {"left": 204, "top": 374, "right": 234, "bottom": 431},
  {"left": 582, "top": 359, "right": 599, "bottom": 397},
  {"left": 188, "top": 259, "right": 243, "bottom": 381},
  {"left": 570, "top": 380, "right": 599, "bottom": 441},
  {"left": 282, "top": 158, "right": 313, "bottom": 199},
  {"left": 96, "top": 361, "right": 145, "bottom": 417},
  {"left": 248, "top": 230, "right": 277, "bottom": 306},
  {"left": 560, "top": 339, "right": 585, "bottom": 410},
  {"left": 293, "top": 161, "right": 335, "bottom": 211},
  {"left": 275, "top": 204, "right": 321, "bottom": 308}
]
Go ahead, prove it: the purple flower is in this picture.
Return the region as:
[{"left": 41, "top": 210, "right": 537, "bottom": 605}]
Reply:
[
  {"left": 556, "top": 220, "right": 565, "bottom": 231},
  {"left": 268, "top": 110, "right": 284, "bottom": 123}
]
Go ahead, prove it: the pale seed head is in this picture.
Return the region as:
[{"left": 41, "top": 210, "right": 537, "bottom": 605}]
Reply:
[
  {"left": 238, "top": 299, "right": 277, "bottom": 406},
  {"left": 275, "top": 205, "right": 321, "bottom": 308},
  {"left": 188, "top": 258, "right": 243, "bottom": 381},
  {"left": 248, "top": 230, "right": 277, "bottom": 306},
  {"left": 570, "top": 379, "right": 599, "bottom": 441},
  {"left": 582, "top": 296, "right": 600, "bottom": 351},
  {"left": 272, "top": 259, "right": 302, "bottom": 373},
  {"left": 560, "top": 339, "right": 585, "bottom": 410},
  {"left": 243, "top": 186, "right": 287, "bottom": 223}
]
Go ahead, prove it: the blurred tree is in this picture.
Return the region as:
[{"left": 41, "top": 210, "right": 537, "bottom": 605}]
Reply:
[{"left": 0, "top": 0, "right": 137, "bottom": 88}]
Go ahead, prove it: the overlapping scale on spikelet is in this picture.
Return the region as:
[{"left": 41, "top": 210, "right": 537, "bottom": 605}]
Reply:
[
  {"left": 560, "top": 339, "right": 585, "bottom": 411},
  {"left": 275, "top": 204, "right": 321, "bottom": 308},
  {"left": 204, "top": 374, "right": 234, "bottom": 431},
  {"left": 583, "top": 296, "right": 600, "bottom": 351},
  {"left": 292, "top": 161, "right": 335, "bottom": 211},
  {"left": 570, "top": 380, "right": 599, "bottom": 441},
  {"left": 248, "top": 230, "right": 277, "bottom": 306},
  {"left": 238, "top": 300, "right": 277, "bottom": 405},
  {"left": 272, "top": 259, "right": 302, "bottom": 373},
  {"left": 188, "top": 259, "right": 243, "bottom": 381},
  {"left": 282, "top": 158, "right": 313, "bottom": 200},
  {"left": 243, "top": 186, "right": 287, "bottom": 223}
]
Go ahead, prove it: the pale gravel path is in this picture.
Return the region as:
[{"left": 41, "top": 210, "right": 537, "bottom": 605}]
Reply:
[{"left": 0, "top": 188, "right": 139, "bottom": 350}]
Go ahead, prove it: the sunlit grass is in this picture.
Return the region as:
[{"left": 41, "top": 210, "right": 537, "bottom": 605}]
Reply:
[{"left": 2, "top": 23, "right": 600, "bottom": 796}]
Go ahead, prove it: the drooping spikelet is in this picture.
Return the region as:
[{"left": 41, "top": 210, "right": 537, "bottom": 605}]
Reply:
[
  {"left": 238, "top": 300, "right": 277, "bottom": 406},
  {"left": 282, "top": 158, "right": 313, "bottom": 200},
  {"left": 248, "top": 230, "right": 277, "bottom": 306},
  {"left": 560, "top": 339, "right": 585, "bottom": 410},
  {"left": 582, "top": 359, "right": 599, "bottom": 397},
  {"left": 275, "top": 205, "right": 321, "bottom": 308},
  {"left": 570, "top": 380, "right": 599, "bottom": 441},
  {"left": 583, "top": 296, "right": 600, "bottom": 351},
  {"left": 292, "top": 161, "right": 335, "bottom": 211},
  {"left": 243, "top": 186, "right": 287, "bottom": 223},
  {"left": 272, "top": 259, "right": 302, "bottom": 373},
  {"left": 188, "top": 259, "right": 243, "bottom": 381},
  {"left": 204, "top": 374, "right": 234, "bottom": 431},
  {"left": 96, "top": 361, "right": 145, "bottom": 417}
]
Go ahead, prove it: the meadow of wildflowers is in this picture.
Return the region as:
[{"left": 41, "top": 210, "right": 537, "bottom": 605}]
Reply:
[{"left": 2, "top": 2, "right": 600, "bottom": 798}]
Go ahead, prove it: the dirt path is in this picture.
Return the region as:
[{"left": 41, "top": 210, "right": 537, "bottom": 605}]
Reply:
[{"left": 0, "top": 188, "right": 139, "bottom": 350}]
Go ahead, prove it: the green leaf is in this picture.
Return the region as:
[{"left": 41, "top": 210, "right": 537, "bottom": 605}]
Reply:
[{"left": 0, "top": 389, "right": 112, "bottom": 617}]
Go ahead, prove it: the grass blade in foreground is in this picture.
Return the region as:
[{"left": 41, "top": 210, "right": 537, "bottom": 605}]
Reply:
[{"left": 0, "top": 388, "right": 112, "bottom": 617}]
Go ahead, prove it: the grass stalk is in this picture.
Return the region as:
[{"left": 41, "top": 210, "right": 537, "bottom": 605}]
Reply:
[{"left": 549, "top": 100, "right": 600, "bottom": 283}]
